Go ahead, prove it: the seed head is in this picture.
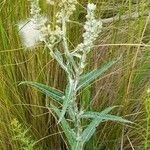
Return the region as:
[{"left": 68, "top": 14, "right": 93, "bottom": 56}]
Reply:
[{"left": 18, "top": 20, "right": 41, "bottom": 48}]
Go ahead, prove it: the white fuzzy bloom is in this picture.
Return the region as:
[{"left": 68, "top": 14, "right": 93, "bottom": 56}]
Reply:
[
  {"left": 147, "top": 89, "right": 150, "bottom": 93},
  {"left": 87, "top": 3, "right": 96, "bottom": 11},
  {"left": 56, "top": 0, "right": 77, "bottom": 23},
  {"left": 76, "top": 3, "right": 102, "bottom": 53},
  {"left": 18, "top": 0, "right": 49, "bottom": 48},
  {"left": 74, "top": 3, "right": 102, "bottom": 72},
  {"left": 18, "top": 20, "right": 40, "bottom": 48},
  {"left": 28, "top": 0, "right": 63, "bottom": 49},
  {"left": 46, "top": 0, "right": 55, "bottom": 5},
  {"left": 41, "top": 25, "right": 63, "bottom": 49}
]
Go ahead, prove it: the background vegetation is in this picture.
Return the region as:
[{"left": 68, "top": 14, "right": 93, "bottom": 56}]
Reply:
[{"left": 0, "top": 0, "right": 149, "bottom": 149}]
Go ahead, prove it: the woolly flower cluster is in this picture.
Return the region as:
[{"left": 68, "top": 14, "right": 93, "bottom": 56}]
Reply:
[
  {"left": 30, "top": 0, "right": 63, "bottom": 48},
  {"left": 75, "top": 3, "right": 102, "bottom": 69},
  {"left": 18, "top": 0, "right": 63, "bottom": 49},
  {"left": 29, "top": 0, "right": 48, "bottom": 40},
  {"left": 40, "top": 25, "right": 63, "bottom": 49},
  {"left": 18, "top": 0, "right": 77, "bottom": 48},
  {"left": 56, "top": 0, "right": 77, "bottom": 23},
  {"left": 46, "top": 0, "right": 55, "bottom": 5},
  {"left": 76, "top": 3, "right": 102, "bottom": 53},
  {"left": 30, "top": 0, "right": 47, "bottom": 28},
  {"left": 18, "top": 1, "right": 101, "bottom": 55},
  {"left": 18, "top": 0, "right": 48, "bottom": 48},
  {"left": 30, "top": 0, "right": 41, "bottom": 23}
]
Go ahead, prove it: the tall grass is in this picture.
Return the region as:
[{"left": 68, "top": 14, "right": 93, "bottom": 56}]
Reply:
[{"left": 0, "top": 0, "right": 149, "bottom": 149}]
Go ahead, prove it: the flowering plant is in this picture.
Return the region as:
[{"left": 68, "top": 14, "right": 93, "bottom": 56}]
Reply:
[{"left": 19, "top": 0, "right": 131, "bottom": 149}]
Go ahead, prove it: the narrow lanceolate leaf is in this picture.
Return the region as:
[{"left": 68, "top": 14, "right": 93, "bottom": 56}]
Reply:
[
  {"left": 81, "top": 107, "right": 132, "bottom": 144},
  {"left": 77, "top": 61, "right": 116, "bottom": 90},
  {"left": 81, "top": 106, "right": 132, "bottom": 124},
  {"left": 58, "top": 81, "right": 74, "bottom": 123},
  {"left": 81, "top": 106, "right": 118, "bottom": 119},
  {"left": 98, "top": 106, "right": 118, "bottom": 114},
  {"left": 54, "top": 48, "right": 70, "bottom": 75},
  {"left": 82, "top": 112, "right": 131, "bottom": 123},
  {"left": 101, "top": 114, "right": 132, "bottom": 123},
  {"left": 50, "top": 104, "right": 76, "bottom": 147},
  {"left": 80, "top": 106, "right": 117, "bottom": 144},
  {"left": 19, "top": 81, "right": 64, "bottom": 102},
  {"left": 81, "top": 117, "right": 103, "bottom": 144}
]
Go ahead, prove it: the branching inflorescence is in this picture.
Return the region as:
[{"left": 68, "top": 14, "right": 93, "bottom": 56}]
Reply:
[{"left": 19, "top": 0, "right": 131, "bottom": 149}]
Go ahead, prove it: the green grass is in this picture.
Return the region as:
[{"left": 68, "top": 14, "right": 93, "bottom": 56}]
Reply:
[{"left": 0, "top": 0, "right": 149, "bottom": 149}]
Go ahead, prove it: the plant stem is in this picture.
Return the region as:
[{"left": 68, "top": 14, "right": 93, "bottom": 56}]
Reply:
[
  {"left": 62, "top": 13, "right": 83, "bottom": 149},
  {"left": 69, "top": 78, "right": 83, "bottom": 150}
]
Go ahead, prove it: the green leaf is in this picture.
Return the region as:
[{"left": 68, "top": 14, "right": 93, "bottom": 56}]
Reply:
[
  {"left": 77, "top": 61, "right": 116, "bottom": 90},
  {"left": 82, "top": 112, "right": 131, "bottom": 123},
  {"left": 19, "top": 81, "right": 64, "bottom": 102},
  {"left": 81, "top": 117, "right": 103, "bottom": 144},
  {"left": 101, "top": 114, "right": 132, "bottom": 123},
  {"left": 50, "top": 104, "right": 76, "bottom": 147},
  {"left": 54, "top": 48, "right": 70, "bottom": 74},
  {"left": 80, "top": 106, "right": 117, "bottom": 144},
  {"left": 81, "top": 106, "right": 117, "bottom": 118},
  {"left": 81, "top": 106, "right": 132, "bottom": 144},
  {"left": 58, "top": 81, "right": 74, "bottom": 123},
  {"left": 81, "top": 106, "right": 132, "bottom": 124},
  {"left": 98, "top": 106, "right": 118, "bottom": 114}
]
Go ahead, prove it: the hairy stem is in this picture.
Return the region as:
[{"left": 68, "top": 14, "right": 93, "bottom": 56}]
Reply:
[{"left": 71, "top": 79, "right": 83, "bottom": 150}]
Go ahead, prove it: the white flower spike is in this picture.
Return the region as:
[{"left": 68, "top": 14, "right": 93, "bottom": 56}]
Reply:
[
  {"left": 46, "top": 0, "right": 55, "bottom": 5},
  {"left": 87, "top": 3, "right": 96, "bottom": 11}
]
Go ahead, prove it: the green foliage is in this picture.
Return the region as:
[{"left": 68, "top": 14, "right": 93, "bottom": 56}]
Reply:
[
  {"left": 23, "top": 64, "right": 131, "bottom": 149},
  {"left": 20, "top": 81, "right": 64, "bottom": 102},
  {"left": 77, "top": 61, "right": 117, "bottom": 90},
  {"left": 81, "top": 106, "right": 131, "bottom": 144},
  {"left": 50, "top": 104, "right": 76, "bottom": 147},
  {"left": 11, "top": 119, "right": 35, "bottom": 150},
  {"left": 58, "top": 81, "right": 75, "bottom": 123},
  {"left": 144, "top": 90, "right": 150, "bottom": 149}
]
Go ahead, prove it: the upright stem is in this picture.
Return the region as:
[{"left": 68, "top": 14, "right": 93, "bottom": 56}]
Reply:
[
  {"left": 70, "top": 78, "right": 83, "bottom": 150},
  {"left": 62, "top": 14, "right": 83, "bottom": 149}
]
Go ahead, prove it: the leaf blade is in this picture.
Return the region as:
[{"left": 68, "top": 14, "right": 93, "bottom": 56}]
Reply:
[
  {"left": 50, "top": 104, "right": 76, "bottom": 147},
  {"left": 82, "top": 112, "right": 131, "bottom": 123},
  {"left": 81, "top": 117, "right": 103, "bottom": 144},
  {"left": 19, "top": 81, "right": 64, "bottom": 102},
  {"left": 77, "top": 61, "right": 116, "bottom": 90},
  {"left": 81, "top": 106, "right": 132, "bottom": 144},
  {"left": 58, "top": 81, "right": 74, "bottom": 123}
]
